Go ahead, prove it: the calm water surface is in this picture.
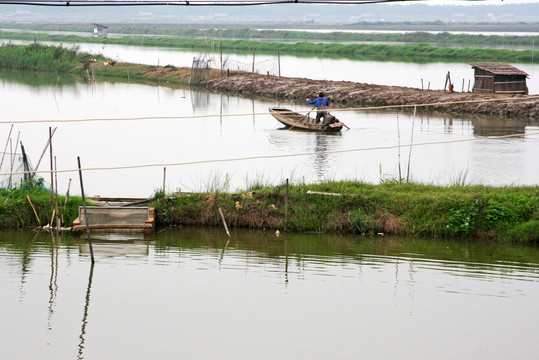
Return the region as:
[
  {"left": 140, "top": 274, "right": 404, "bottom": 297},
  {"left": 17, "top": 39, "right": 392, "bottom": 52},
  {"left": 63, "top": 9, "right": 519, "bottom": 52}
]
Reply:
[
  {"left": 0, "top": 229, "right": 538, "bottom": 359},
  {"left": 1, "top": 72, "right": 538, "bottom": 197},
  {"left": 6, "top": 39, "right": 538, "bottom": 94}
]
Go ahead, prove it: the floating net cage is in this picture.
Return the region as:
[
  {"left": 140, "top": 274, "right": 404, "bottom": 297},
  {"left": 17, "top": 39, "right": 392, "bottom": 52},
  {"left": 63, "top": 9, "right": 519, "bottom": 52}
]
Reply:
[{"left": 0, "top": 152, "right": 36, "bottom": 190}]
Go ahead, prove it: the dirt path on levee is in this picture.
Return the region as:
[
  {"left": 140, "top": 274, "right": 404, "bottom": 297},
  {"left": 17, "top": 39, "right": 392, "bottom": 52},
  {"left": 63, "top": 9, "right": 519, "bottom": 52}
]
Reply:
[{"left": 202, "top": 71, "right": 539, "bottom": 121}]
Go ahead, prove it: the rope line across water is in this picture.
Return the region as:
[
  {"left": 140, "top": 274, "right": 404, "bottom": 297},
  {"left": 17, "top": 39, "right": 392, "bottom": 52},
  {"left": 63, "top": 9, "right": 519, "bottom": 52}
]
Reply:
[
  {"left": 2, "top": 95, "right": 538, "bottom": 125},
  {"left": 1, "top": 131, "right": 538, "bottom": 177}
]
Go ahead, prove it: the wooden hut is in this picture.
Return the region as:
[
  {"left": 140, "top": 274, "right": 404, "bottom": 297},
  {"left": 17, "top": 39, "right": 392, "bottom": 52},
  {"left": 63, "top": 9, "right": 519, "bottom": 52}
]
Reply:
[
  {"left": 92, "top": 23, "right": 108, "bottom": 38},
  {"left": 470, "top": 62, "right": 529, "bottom": 94}
]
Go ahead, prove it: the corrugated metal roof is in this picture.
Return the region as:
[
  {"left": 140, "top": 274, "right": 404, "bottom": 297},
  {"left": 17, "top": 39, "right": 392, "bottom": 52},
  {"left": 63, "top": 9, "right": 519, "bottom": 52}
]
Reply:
[{"left": 470, "top": 62, "right": 529, "bottom": 77}]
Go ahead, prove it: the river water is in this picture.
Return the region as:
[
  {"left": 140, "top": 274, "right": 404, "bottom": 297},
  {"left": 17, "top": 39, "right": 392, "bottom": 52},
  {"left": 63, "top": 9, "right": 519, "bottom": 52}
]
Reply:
[
  {"left": 0, "top": 228, "right": 538, "bottom": 360},
  {"left": 4, "top": 39, "right": 538, "bottom": 94},
  {"left": 1, "top": 69, "right": 538, "bottom": 197}
]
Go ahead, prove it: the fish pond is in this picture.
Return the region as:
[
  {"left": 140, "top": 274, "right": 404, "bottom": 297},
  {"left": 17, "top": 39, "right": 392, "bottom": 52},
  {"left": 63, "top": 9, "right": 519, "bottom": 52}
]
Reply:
[
  {"left": 1, "top": 70, "right": 538, "bottom": 198},
  {"left": 1, "top": 228, "right": 538, "bottom": 359}
]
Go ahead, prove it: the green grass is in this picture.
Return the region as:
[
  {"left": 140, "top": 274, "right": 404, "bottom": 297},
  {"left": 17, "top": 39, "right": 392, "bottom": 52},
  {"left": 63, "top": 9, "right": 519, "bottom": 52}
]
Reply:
[
  {"left": 0, "top": 42, "right": 103, "bottom": 73},
  {"left": 1, "top": 30, "right": 536, "bottom": 64},
  {"left": 151, "top": 181, "right": 539, "bottom": 243},
  {"left": 0, "top": 179, "right": 84, "bottom": 228},
  {"left": 2, "top": 23, "right": 539, "bottom": 47}
]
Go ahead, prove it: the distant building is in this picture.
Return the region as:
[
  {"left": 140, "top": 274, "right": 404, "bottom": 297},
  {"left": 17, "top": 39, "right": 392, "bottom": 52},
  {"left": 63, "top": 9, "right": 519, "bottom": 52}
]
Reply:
[
  {"left": 470, "top": 62, "right": 529, "bottom": 95},
  {"left": 92, "top": 23, "right": 108, "bottom": 38}
]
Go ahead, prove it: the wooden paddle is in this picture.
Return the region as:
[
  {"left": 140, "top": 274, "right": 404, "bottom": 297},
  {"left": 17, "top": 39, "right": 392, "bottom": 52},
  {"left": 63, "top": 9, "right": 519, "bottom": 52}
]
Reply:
[{"left": 288, "top": 106, "right": 316, "bottom": 131}]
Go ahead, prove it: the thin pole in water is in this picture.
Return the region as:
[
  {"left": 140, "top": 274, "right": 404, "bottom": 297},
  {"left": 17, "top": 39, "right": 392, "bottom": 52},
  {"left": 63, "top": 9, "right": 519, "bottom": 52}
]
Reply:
[
  {"left": 397, "top": 115, "right": 402, "bottom": 181},
  {"left": 406, "top": 106, "right": 417, "bottom": 182},
  {"left": 163, "top": 167, "right": 166, "bottom": 193},
  {"left": 252, "top": 46, "right": 256, "bottom": 73},
  {"left": 0, "top": 124, "right": 13, "bottom": 172},
  {"left": 77, "top": 156, "right": 94, "bottom": 264},
  {"left": 218, "top": 207, "right": 231, "bottom": 239},
  {"left": 54, "top": 156, "right": 60, "bottom": 235},
  {"left": 49, "top": 127, "right": 54, "bottom": 206},
  {"left": 278, "top": 48, "right": 281, "bottom": 77},
  {"left": 285, "top": 178, "right": 289, "bottom": 231}
]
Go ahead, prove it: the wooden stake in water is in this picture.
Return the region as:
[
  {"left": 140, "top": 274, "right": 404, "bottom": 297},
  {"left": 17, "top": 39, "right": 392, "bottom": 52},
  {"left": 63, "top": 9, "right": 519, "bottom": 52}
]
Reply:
[
  {"left": 26, "top": 195, "right": 41, "bottom": 225},
  {"left": 406, "top": 106, "right": 417, "bottom": 182},
  {"left": 278, "top": 48, "right": 281, "bottom": 77},
  {"left": 220, "top": 42, "right": 223, "bottom": 77},
  {"left": 218, "top": 207, "right": 231, "bottom": 239},
  {"left": 34, "top": 127, "right": 56, "bottom": 173},
  {"left": 163, "top": 167, "right": 166, "bottom": 193},
  {"left": 62, "top": 178, "right": 72, "bottom": 225},
  {"left": 0, "top": 124, "right": 13, "bottom": 172},
  {"left": 49, "top": 127, "right": 54, "bottom": 206},
  {"left": 77, "top": 156, "right": 94, "bottom": 264},
  {"left": 54, "top": 156, "right": 60, "bottom": 235},
  {"left": 285, "top": 178, "right": 289, "bottom": 231},
  {"left": 397, "top": 115, "right": 402, "bottom": 181},
  {"left": 252, "top": 46, "right": 256, "bottom": 73}
]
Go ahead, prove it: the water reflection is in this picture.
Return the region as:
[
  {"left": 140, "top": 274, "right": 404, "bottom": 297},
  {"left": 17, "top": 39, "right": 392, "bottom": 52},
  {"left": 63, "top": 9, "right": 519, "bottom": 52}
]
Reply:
[
  {"left": 77, "top": 262, "right": 94, "bottom": 360},
  {"left": 1, "top": 71, "right": 538, "bottom": 197},
  {"left": 313, "top": 134, "right": 331, "bottom": 180},
  {"left": 1, "top": 229, "right": 539, "bottom": 359},
  {"left": 471, "top": 116, "right": 527, "bottom": 137}
]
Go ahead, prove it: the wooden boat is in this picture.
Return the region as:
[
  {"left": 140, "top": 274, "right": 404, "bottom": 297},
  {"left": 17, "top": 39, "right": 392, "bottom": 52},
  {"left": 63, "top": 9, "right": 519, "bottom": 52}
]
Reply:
[{"left": 269, "top": 107, "right": 346, "bottom": 132}]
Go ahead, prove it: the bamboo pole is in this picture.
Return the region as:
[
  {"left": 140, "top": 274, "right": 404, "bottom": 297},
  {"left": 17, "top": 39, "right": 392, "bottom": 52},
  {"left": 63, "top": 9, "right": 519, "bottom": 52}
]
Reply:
[
  {"left": 9, "top": 131, "right": 20, "bottom": 189},
  {"left": 0, "top": 124, "right": 13, "bottom": 172},
  {"left": 49, "top": 128, "right": 54, "bottom": 206},
  {"left": 20, "top": 142, "right": 30, "bottom": 181},
  {"left": 397, "top": 115, "right": 402, "bottom": 181},
  {"left": 284, "top": 178, "right": 289, "bottom": 231},
  {"left": 49, "top": 208, "right": 55, "bottom": 229},
  {"left": 54, "top": 156, "right": 60, "bottom": 235},
  {"left": 8, "top": 139, "right": 12, "bottom": 189},
  {"left": 34, "top": 127, "right": 57, "bottom": 173},
  {"left": 77, "top": 156, "right": 94, "bottom": 264},
  {"left": 162, "top": 167, "right": 166, "bottom": 193},
  {"left": 62, "top": 178, "right": 72, "bottom": 225},
  {"left": 189, "top": 57, "right": 195, "bottom": 87},
  {"left": 406, "top": 106, "right": 417, "bottom": 182},
  {"left": 252, "top": 46, "right": 256, "bottom": 73},
  {"left": 26, "top": 195, "right": 41, "bottom": 225},
  {"left": 220, "top": 42, "right": 223, "bottom": 77},
  {"left": 218, "top": 207, "right": 231, "bottom": 239},
  {"left": 278, "top": 48, "right": 281, "bottom": 77}
]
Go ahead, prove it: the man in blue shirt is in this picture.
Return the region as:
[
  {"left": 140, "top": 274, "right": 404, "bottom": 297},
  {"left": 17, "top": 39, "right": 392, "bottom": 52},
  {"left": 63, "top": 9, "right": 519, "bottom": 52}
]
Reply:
[{"left": 306, "top": 92, "right": 329, "bottom": 124}]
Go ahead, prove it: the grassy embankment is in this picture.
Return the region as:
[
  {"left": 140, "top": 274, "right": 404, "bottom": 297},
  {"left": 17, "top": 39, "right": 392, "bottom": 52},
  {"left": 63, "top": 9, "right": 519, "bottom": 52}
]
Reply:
[
  {"left": 0, "top": 42, "right": 194, "bottom": 86},
  {"left": 0, "top": 30, "right": 536, "bottom": 64},
  {"left": 0, "top": 180, "right": 84, "bottom": 229},
  {"left": 0, "top": 44, "right": 537, "bottom": 243},
  {"left": 1, "top": 180, "right": 537, "bottom": 243},
  {"left": 2, "top": 23, "right": 539, "bottom": 47},
  {"left": 151, "top": 181, "right": 539, "bottom": 244}
]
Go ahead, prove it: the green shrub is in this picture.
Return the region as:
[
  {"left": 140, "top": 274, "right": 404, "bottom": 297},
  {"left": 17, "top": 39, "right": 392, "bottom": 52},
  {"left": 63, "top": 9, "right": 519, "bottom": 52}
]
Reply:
[{"left": 349, "top": 209, "right": 379, "bottom": 235}]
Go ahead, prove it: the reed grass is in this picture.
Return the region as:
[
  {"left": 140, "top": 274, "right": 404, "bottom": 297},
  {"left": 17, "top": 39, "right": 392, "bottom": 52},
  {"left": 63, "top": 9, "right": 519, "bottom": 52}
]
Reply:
[
  {"left": 1, "top": 31, "right": 536, "bottom": 64},
  {"left": 0, "top": 180, "right": 83, "bottom": 228},
  {"left": 2, "top": 24, "right": 539, "bottom": 47},
  {"left": 0, "top": 42, "right": 102, "bottom": 73}
]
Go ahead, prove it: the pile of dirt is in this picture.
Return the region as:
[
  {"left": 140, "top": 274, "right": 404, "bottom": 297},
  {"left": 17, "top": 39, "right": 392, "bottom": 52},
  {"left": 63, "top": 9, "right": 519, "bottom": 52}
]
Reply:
[{"left": 203, "top": 72, "right": 539, "bottom": 120}]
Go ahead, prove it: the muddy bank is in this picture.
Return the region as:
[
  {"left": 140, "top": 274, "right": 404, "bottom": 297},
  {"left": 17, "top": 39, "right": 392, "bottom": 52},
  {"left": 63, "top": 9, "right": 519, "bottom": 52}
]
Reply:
[{"left": 203, "top": 72, "right": 539, "bottom": 120}]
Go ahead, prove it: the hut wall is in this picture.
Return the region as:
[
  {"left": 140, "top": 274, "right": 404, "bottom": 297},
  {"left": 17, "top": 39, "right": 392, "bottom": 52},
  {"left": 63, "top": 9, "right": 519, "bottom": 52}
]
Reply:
[
  {"left": 493, "top": 75, "right": 528, "bottom": 94},
  {"left": 473, "top": 68, "right": 528, "bottom": 94},
  {"left": 473, "top": 68, "right": 494, "bottom": 93}
]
